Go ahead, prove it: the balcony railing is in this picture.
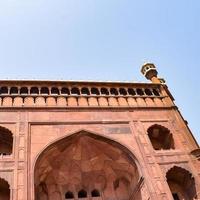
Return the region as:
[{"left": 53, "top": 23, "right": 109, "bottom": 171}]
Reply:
[{"left": 0, "top": 82, "right": 170, "bottom": 108}]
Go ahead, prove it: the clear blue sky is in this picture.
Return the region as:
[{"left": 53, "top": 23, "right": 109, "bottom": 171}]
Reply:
[{"left": 0, "top": 1, "right": 199, "bottom": 144}]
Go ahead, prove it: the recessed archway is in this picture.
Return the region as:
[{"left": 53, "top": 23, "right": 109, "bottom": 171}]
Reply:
[
  {"left": 0, "top": 126, "right": 13, "bottom": 156},
  {"left": 34, "top": 131, "right": 143, "bottom": 200},
  {"left": 0, "top": 178, "right": 10, "bottom": 200},
  {"left": 148, "top": 124, "right": 175, "bottom": 150},
  {"left": 166, "top": 166, "right": 198, "bottom": 200}
]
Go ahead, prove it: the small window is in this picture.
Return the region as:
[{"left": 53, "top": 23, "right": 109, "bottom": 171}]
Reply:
[
  {"left": 61, "top": 87, "right": 70, "bottom": 95},
  {"left": 71, "top": 87, "right": 80, "bottom": 95},
  {"left": 153, "top": 89, "right": 160, "bottom": 96},
  {"left": 119, "top": 88, "right": 127, "bottom": 95},
  {"left": 10, "top": 87, "right": 18, "bottom": 94},
  {"left": 41, "top": 87, "right": 49, "bottom": 95},
  {"left": 110, "top": 88, "right": 118, "bottom": 95},
  {"left": 145, "top": 89, "right": 153, "bottom": 96},
  {"left": 101, "top": 88, "right": 109, "bottom": 95},
  {"left": 78, "top": 190, "right": 87, "bottom": 198},
  {"left": 20, "top": 87, "right": 28, "bottom": 94},
  {"left": 91, "top": 88, "right": 100, "bottom": 95},
  {"left": 1, "top": 87, "right": 8, "bottom": 94},
  {"left": 128, "top": 88, "right": 136, "bottom": 95},
  {"left": 65, "top": 191, "right": 74, "bottom": 199},
  {"left": 30, "top": 87, "right": 39, "bottom": 94},
  {"left": 81, "top": 88, "right": 90, "bottom": 95},
  {"left": 51, "top": 87, "right": 59, "bottom": 95},
  {"left": 91, "top": 189, "right": 100, "bottom": 197},
  {"left": 136, "top": 89, "right": 144, "bottom": 96}
]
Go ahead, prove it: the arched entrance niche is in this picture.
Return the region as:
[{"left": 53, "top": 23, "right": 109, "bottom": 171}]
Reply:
[
  {"left": 0, "top": 126, "right": 13, "bottom": 156},
  {"left": 147, "top": 124, "right": 175, "bottom": 150},
  {"left": 166, "top": 166, "right": 198, "bottom": 200},
  {"left": 34, "top": 131, "right": 144, "bottom": 200},
  {"left": 0, "top": 177, "right": 10, "bottom": 200}
]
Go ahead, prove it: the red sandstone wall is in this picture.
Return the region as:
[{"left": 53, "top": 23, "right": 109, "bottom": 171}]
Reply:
[{"left": 0, "top": 108, "right": 199, "bottom": 200}]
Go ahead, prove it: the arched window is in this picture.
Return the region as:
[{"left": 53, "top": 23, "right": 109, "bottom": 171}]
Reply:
[
  {"left": 145, "top": 89, "right": 153, "bottom": 96},
  {"left": 128, "top": 88, "right": 136, "bottom": 96},
  {"left": 1, "top": 87, "right": 8, "bottom": 94},
  {"left": 41, "top": 87, "right": 49, "bottom": 95},
  {"left": 0, "top": 178, "right": 10, "bottom": 200},
  {"left": 101, "top": 88, "right": 109, "bottom": 95},
  {"left": 71, "top": 87, "right": 80, "bottom": 95},
  {"left": 166, "top": 166, "right": 197, "bottom": 200},
  {"left": 65, "top": 191, "right": 74, "bottom": 199},
  {"left": 152, "top": 89, "right": 160, "bottom": 96},
  {"left": 30, "top": 87, "right": 39, "bottom": 95},
  {"left": 91, "top": 189, "right": 100, "bottom": 197},
  {"left": 0, "top": 126, "right": 13, "bottom": 155},
  {"left": 110, "top": 88, "right": 118, "bottom": 95},
  {"left": 51, "top": 87, "right": 59, "bottom": 95},
  {"left": 20, "top": 87, "right": 28, "bottom": 95},
  {"left": 10, "top": 87, "right": 18, "bottom": 95},
  {"left": 61, "top": 87, "right": 70, "bottom": 95},
  {"left": 81, "top": 88, "right": 90, "bottom": 95},
  {"left": 91, "top": 88, "right": 100, "bottom": 95},
  {"left": 136, "top": 88, "right": 144, "bottom": 96},
  {"left": 119, "top": 88, "right": 127, "bottom": 95},
  {"left": 78, "top": 190, "right": 87, "bottom": 198},
  {"left": 148, "top": 125, "right": 175, "bottom": 150}
]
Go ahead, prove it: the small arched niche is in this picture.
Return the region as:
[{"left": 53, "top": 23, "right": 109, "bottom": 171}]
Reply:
[
  {"left": 61, "top": 87, "right": 70, "bottom": 95},
  {"left": 30, "top": 87, "right": 39, "bottom": 95},
  {"left": 1, "top": 87, "right": 8, "bottom": 94},
  {"left": 51, "top": 87, "right": 59, "bottom": 95},
  {"left": 10, "top": 87, "right": 18, "bottom": 95},
  {"left": 65, "top": 191, "right": 74, "bottom": 199},
  {"left": 78, "top": 190, "right": 87, "bottom": 198},
  {"left": 91, "top": 189, "right": 100, "bottom": 197},
  {"left": 81, "top": 87, "right": 90, "bottom": 95},
  {"left": 20, "top": 87, "right": 29, "bottom": 95},
  {"left": 0, "top": 126, "right": 13, "bottom": 156},
  {"left": 147, "top": 124, "right": 175, "bottom": 150},
  {"left": 41, "top": 87, "right": 49, "bottom": 95},
  {"left": 91, "top": 88, "right": 100, "bottom": 95},
  {"left": 0, "top": 177, "right": 10, "bottom": 200},
  {"left": 100, "top": 88, "right": 109, "bottom": 95},
  {"left": 34, "top": 131, "right": 142, "bottom": 200},
  {"left": 71, "top": 87, "right": 80, "bottom": 95},
  {"left": 166, "top": 166, "right": 198, "bottom": 200},
  {"left": 110, "top": 88, "right": 118, "bottom": 96}
]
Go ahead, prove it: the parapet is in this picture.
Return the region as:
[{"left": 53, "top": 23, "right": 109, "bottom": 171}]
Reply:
[{"left": 0, "top": 80, "right": 168, "bottom": 108}]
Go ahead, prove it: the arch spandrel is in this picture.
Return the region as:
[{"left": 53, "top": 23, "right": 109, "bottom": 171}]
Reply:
[{"left": 34, "top": 130, "right": 147, "bottom": 200}]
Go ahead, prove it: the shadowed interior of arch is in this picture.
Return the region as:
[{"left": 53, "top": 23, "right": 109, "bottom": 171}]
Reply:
[
  {"left": 34, "top": 131, "right": 143, "bottom": 200},
  {"left": 0, "top": 178, "right": 10, "bottom": 200},
  {"left": 0, "top": 126, "right": 13, "bottom": 156},
  {"left": 166, "top": 166, "right": 197, "bottom": 200},
  {"left": 148, "top": 124, "right": 175, "bottom": 150}
]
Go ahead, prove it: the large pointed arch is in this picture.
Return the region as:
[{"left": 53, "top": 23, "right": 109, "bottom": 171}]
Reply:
[{"left": 34, "top": 130, "right": 144, "bottom": 200}]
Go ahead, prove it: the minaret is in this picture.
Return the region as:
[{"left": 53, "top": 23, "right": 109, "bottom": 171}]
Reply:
[
  {"left": 141, "top": 62, "right": 174, "bottom": 106},
  {"left": 141, "top": 63, "right": 161, "bottom": 83}
]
